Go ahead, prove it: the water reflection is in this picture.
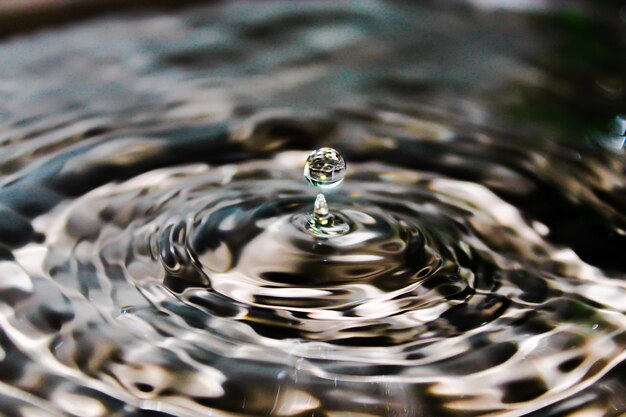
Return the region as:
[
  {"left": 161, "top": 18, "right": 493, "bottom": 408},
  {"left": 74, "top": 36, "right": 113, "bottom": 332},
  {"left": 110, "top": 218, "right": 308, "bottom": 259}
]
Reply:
[{"left": 0, "top": 1, "right": 624, "bottom": 416}]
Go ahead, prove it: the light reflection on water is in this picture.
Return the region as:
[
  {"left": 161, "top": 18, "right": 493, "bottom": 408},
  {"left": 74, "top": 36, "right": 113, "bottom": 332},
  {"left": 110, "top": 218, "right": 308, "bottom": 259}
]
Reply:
[{"left": 0, "top": 1, "right": 625, "bottom": 416}]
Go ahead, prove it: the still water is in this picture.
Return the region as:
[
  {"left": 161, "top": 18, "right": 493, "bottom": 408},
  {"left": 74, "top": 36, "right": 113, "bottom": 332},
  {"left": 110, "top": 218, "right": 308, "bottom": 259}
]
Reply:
[{"left": 0, "top": 1, "right": 625, "bottom": 416}]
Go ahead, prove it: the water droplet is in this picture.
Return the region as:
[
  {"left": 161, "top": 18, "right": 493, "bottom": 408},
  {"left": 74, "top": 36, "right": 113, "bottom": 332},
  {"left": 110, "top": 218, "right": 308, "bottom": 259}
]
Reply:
[{"left": 304, "top": 147, "right": 346, "bottom": 189}]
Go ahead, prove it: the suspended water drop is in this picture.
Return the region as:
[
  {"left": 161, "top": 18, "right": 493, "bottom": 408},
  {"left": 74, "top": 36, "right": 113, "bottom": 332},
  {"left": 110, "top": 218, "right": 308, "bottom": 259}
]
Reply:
[{"left": 304, "top": 147, "right": 346, "bottom": 189}]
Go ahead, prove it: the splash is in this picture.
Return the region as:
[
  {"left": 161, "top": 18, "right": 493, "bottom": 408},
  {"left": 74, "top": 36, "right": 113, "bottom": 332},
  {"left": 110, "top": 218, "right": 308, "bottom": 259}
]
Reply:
[
  {"left": 303, "top": 147, "right": 350, "bottom": 237},
  {"left": 0, "top": 2, "right": 624, "bottom": 417}
]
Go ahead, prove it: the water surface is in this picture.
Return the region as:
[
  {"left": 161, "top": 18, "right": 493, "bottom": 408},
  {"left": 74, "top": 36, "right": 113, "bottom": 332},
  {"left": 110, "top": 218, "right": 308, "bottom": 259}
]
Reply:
[{"left": 0, "top": 1, "right": 625, "bottom": 416}]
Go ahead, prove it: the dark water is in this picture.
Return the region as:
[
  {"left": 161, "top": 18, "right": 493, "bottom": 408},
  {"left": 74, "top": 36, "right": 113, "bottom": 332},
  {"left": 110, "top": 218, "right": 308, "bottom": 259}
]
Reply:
[{"left": 0, "top": 1, "right": 625, "bottom": 416}]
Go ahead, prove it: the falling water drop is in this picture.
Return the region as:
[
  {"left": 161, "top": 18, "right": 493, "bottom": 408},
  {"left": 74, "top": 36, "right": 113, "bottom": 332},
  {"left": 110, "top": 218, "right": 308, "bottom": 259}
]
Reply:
[
  {"left": 304, "top": 147, "right": 346, "bottom": 189},
  {"left": 303, "top": 147, "right": 350, "bottom": 237}
]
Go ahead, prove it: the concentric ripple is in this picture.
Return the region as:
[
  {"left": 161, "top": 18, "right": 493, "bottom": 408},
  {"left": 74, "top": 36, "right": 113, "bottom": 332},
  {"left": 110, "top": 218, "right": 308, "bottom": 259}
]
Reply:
[{"left": 1, "top": 1, "right": 625, "bottom": 417}]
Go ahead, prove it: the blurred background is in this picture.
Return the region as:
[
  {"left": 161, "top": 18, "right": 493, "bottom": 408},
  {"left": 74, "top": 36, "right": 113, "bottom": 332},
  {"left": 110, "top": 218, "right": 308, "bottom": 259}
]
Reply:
[{"left": 0, "top": 0, "right": 207, "bottom": 37}]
